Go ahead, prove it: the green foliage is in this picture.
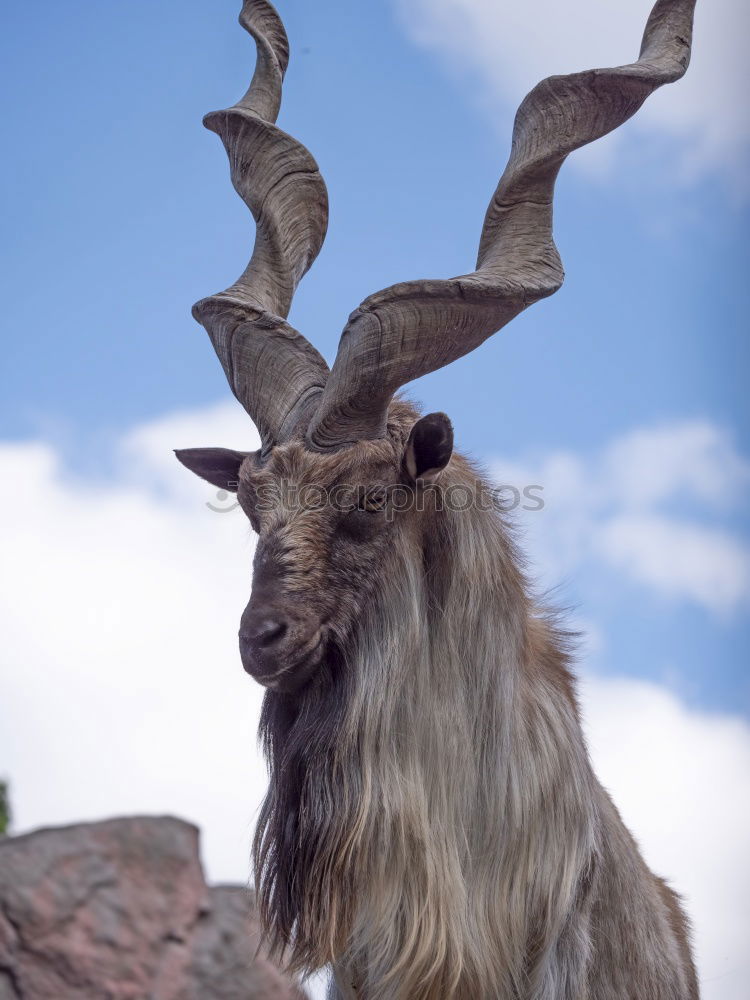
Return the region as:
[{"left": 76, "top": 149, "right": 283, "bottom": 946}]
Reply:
[{"left": 0, "top": 780, "right": 10, "bottom": 836}]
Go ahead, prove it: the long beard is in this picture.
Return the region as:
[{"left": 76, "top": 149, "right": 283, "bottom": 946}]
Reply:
[{"left": 252, "top": 505, "right": 597, "bottom": 1000}]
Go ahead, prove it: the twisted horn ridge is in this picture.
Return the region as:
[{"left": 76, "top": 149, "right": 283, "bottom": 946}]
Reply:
[
  {"left": 307, "top": 0, "right": 696, "bottom": 450},
  {"left": 193, "top": 0, "right": 330, "bottom": 451}
]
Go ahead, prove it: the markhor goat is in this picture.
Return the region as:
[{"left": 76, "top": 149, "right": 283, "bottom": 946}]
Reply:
[{"left": 176, "top": 1, "right": 699, "bottom": 997}]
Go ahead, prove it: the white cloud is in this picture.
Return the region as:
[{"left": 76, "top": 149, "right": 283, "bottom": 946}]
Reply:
[
  {"left": 0, "top": 401, "right": 263, "bottom": 884},
  {"left": 1, "top": 404, "right": 748, "bottom": 999},
  {"left": 597, "top": 513, "right": 750, "bottom": 616},
  {"left": 581, "top": 676, "right": 750, "bottom": 1000},
  {"left": 494, "top": 419, "right": 750, "bottom": 616},
  {"left": 601, "top": 421, "right": 750, "bottom": 510},
  {"left": 395, "top": 0, "right": 749, "bottom": 191}
]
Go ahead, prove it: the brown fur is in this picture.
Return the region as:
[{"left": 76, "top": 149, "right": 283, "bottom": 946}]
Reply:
[{"left": 217, "top": 401, "right": 699, "bottom": 999}]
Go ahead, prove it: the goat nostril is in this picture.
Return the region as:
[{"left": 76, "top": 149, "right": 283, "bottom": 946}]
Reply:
[{"left": 254, "top": 618, "right": 287, "bottom": 648}]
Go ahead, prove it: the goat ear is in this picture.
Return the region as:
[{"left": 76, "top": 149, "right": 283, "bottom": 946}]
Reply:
[
  {"left": 174, "top": 447, "right": 248, "bottom": 492},
  {"left": 403, "top": 412, "right": 454, "bottom": 483}
]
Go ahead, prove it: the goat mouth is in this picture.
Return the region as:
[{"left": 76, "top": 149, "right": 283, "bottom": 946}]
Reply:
[{"left": 247, "top": 628, "right": 327, "bottom": 693}]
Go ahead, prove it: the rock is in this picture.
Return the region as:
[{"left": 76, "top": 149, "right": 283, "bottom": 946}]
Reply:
[{"left": 0, "top": 816, "right": 306, "bottom": 1000}]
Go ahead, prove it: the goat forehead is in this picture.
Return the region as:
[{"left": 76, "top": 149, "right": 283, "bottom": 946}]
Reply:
[
  {"left": 242, "top": 438, "right": 400, "bottom": 489},
  {"left": 259, "top": 519, "right": 330, "bottom": 574}
]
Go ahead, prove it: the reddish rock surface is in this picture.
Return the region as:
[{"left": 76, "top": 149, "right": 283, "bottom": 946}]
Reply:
[{"left": 0, "top": 816, "right": 306, "bottom": 1000}]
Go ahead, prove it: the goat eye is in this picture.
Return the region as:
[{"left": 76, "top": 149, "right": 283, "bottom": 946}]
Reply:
[{"left": 359, "top": 487, "right": 387, "bottom": 513}]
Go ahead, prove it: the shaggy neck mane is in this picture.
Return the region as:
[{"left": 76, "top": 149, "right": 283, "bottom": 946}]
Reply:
[{"left": 254, "top": 459, "right": 600, "bottom": 1000}]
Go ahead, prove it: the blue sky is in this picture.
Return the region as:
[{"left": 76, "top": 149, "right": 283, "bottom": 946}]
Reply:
[
  {"left": 1, "top": 2, "right": 749, "bottom": 994},
  {"left": 2, "top": 0, "right": 747, "bottom": 711},
  {"left": 1, "top": 0, "right": 746, "bottom": 453}
]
